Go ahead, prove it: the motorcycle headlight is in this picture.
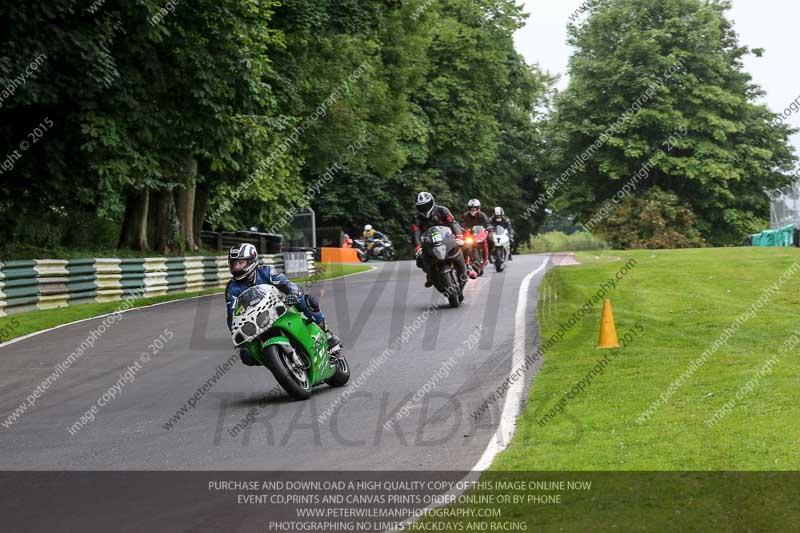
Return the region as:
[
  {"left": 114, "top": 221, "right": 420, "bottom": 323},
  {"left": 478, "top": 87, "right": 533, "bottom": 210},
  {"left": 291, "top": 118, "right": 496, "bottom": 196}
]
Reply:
[
  {"left": 242, "top": 321, "right": 257, "bottom": 337},
  {"left": 256, "top": 311, "right": 271, "bottom": 328}
]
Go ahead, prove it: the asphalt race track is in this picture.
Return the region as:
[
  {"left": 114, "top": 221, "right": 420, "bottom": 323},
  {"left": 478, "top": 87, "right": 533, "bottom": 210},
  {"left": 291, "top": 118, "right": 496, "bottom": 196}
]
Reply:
[{"left": 0, "top": 254, "right": 551, "bottom": 471}]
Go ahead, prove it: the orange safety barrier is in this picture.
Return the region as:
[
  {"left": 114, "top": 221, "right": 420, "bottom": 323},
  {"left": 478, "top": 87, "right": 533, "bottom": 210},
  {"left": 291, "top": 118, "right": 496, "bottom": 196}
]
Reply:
[{"left": 320, "top": 247, "right": 361, "bottom": 264}]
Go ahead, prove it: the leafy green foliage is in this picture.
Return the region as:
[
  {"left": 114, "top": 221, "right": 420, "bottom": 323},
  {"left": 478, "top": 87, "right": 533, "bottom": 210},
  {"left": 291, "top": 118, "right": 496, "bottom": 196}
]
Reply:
[
  {"left": 520, "top": 231, "right": 608, "bottom": 253},
  {"left": 0, "top": 0, "right": 553, "bottom": 257},
  {"left": 549, "top": 0, "right": 797, "bottom": 246},
  {"left": 594, "top": 187, "right": 706, "bottom": 249}
]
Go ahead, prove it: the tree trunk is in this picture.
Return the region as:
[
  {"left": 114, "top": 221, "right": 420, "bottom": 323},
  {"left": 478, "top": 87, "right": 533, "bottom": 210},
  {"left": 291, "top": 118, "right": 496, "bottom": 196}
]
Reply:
[
  {"left": 174, "top": 155, "right": 199, "bottom": 252},
  {"left": 193, "top": 182, "right": 210, "bottom": 250},
  {"left": 118, "top": 190, "right": 150, "bottom": 251},
  {"left": 154, "top": 189, "right": 177, "bottom": 255}
]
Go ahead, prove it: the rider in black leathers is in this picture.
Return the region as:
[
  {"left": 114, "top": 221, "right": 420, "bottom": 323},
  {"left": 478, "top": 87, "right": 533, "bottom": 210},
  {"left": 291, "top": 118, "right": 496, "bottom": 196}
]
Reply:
[{"left": 411, "top": 192, "right": 469, "bottom": 287}]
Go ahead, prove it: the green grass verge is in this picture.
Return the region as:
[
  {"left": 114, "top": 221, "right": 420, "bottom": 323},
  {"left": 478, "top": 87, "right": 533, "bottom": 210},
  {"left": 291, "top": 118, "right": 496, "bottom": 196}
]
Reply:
[
  {"left": 410, "top": 247, "right": 800, "bottom": 531},
  {"left": 0, "top": 262, "right": 371, "bottom": 343},
  {"left": 294, "top": 262, "right": 372, "bottom": 284},
  {"left": 497, "top": 247, "right": 800, "bottom": 471}
]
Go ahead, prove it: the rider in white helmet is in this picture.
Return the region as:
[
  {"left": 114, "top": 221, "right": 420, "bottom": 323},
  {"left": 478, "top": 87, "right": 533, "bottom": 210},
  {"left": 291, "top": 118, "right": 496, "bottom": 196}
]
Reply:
[
  {"left": 491, "top": 206, "right": 515, "bottom": 259},
  {"left": 362, "top": 224, "right": 386, "bottom": 255}
]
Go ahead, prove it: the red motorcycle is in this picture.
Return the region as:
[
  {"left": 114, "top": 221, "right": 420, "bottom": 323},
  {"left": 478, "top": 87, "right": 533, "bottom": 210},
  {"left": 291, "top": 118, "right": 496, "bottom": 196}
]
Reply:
[{"left": 463, "top": 225, "right": 490, "bottom": 277}]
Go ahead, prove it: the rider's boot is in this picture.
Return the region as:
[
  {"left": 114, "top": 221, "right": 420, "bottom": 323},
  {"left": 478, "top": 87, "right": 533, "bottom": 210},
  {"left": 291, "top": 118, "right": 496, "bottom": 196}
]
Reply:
[
  {"left": 425, "top": 274, "right": 433, "bottom": 288},
  {"left": 321, "top": 321, "right": 343, "bottom": 360}
]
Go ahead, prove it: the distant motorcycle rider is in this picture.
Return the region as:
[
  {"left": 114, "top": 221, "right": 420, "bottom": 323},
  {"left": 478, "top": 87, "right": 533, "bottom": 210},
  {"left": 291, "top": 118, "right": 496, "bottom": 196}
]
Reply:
[
  {"left": 225, "top": 243, "right": 342, "bottom": 366},
  {"left": 412, "top": 192, "right": 469, "bottom": 287},
  {"left": 462, "top": 199, "right": 493, "bottom": 269},
  {"left": 362, "top": 224, "right": 386, "bottom": 254},
  {"left": 461, "top": 199, "right": 493, "bottom": 232},
  {"left": 491, "top": 206, "right": 515, "bottom": 259}
]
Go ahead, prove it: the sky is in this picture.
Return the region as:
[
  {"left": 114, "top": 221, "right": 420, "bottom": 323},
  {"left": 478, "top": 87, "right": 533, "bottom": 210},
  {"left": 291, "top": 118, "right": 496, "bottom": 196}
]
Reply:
[{"left": 514, "top": 0, "right": 800, "bottom": 155}]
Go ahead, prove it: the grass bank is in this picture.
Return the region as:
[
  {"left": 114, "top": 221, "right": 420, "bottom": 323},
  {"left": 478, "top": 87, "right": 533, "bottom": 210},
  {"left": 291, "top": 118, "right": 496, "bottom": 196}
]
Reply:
[
  {"left": 499, "top": 247, "right": 800, "bottom": 471},
  {"left": 411, "top": 247, "right": 800, "bottom": 531}
]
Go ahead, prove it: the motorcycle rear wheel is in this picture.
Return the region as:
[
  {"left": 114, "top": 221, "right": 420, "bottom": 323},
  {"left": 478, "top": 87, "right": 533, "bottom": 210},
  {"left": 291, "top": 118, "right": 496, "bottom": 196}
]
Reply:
[{"left": 264, "top": 344, "right": 312, "bottom": 400}]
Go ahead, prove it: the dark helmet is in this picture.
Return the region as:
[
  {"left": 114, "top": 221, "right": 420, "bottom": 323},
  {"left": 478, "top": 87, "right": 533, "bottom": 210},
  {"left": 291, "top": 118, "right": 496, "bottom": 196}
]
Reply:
[
  {"left": 228, "top": 243, "right": 258, "bottom": 281},
  {"left": 416, "top": 191, "right": 435, "bottom": 218}
]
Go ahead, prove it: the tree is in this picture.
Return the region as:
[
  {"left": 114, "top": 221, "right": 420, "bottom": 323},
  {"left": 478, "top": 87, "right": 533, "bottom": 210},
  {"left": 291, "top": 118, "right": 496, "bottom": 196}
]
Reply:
[{"left": 550, "top": 0, "right": 797, "bottom": 246}]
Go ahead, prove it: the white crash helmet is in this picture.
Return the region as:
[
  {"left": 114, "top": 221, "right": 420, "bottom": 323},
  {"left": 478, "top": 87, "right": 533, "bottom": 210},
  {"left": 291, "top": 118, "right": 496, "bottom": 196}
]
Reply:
[
  {"left": 468, "top": 199, "right": 481, "bottom": 211},
  {"left": 494, "top": 207, "right": 504, "bottom": 217},
  {"left": 228, "top": 243, "right": 258, "bottom": 281},
  {"left": 364, "top": 224, "right": 373, "bottom": 232},
  {"left": 416, "top": 192, "right": 435, "bottom": 218}
]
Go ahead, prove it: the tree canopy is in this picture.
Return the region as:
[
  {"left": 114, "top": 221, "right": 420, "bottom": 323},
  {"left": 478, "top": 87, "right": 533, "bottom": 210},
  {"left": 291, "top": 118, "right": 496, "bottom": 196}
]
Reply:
[
  {"left": 547, "top": 0, "right": 796, "bottom": 246},
  {"left": 0, "top": 0, "right": 552, "bottom": 256}
]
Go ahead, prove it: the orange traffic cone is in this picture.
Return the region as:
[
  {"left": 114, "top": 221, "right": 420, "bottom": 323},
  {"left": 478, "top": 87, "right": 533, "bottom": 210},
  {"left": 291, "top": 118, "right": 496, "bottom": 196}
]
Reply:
[{"left": 597, "top": 299, "right": 619, "bottom": 349}]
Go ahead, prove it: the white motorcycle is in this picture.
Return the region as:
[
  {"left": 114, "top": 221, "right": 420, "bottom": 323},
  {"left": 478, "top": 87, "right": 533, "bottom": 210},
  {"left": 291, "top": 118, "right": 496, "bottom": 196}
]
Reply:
[{"left": 492, "top": 226, "right": 511, "bottom": 272}]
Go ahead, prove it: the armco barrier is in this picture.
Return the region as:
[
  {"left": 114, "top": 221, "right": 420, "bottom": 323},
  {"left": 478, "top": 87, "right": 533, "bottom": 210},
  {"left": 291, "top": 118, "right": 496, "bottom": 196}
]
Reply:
[{"left": 0, "top": 251, "right": 314, "bottom": 317}]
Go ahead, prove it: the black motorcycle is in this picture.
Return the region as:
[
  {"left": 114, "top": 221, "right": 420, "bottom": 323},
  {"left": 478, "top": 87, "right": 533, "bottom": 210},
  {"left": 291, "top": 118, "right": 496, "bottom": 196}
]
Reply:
[{"left": 420, "top": 226, "right": 466, "bottom": 308}]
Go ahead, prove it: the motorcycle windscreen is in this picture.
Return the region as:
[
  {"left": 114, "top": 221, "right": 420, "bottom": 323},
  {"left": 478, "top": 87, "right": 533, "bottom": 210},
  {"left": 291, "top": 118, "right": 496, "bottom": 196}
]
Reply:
[{"left": 234, "top": 285, "right": 270, "bottom": 315}]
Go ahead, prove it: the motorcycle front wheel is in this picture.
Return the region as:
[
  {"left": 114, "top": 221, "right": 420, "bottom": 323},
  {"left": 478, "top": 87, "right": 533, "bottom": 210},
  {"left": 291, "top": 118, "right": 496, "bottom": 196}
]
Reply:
[
  {"left": 264, "top": 344, "right": 312, "bottom": 400},
  {"left": 326, "top": 354, "right": 351, "bottom": 387},
  {"left": 447, "top": 271, "right": 461, "bottom": 308},
  {"left": 495, "top": 249, "right": 506, "bottom": 272}
]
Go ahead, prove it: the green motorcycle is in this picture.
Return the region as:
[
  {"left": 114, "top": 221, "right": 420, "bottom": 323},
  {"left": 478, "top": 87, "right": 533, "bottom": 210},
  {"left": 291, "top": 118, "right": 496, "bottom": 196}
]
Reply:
[{"left": 230, "top": 285, "right": 350, "bottom": 400}]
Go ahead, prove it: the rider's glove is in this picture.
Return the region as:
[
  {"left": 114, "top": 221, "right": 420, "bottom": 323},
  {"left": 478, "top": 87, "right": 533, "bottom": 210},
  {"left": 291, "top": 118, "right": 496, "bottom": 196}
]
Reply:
[
  {"left": 455, "top": 235, "right": 465, "bottom": 246},
  {"left": 414, "top": 245, "right": 422, "bottom": 258}
]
